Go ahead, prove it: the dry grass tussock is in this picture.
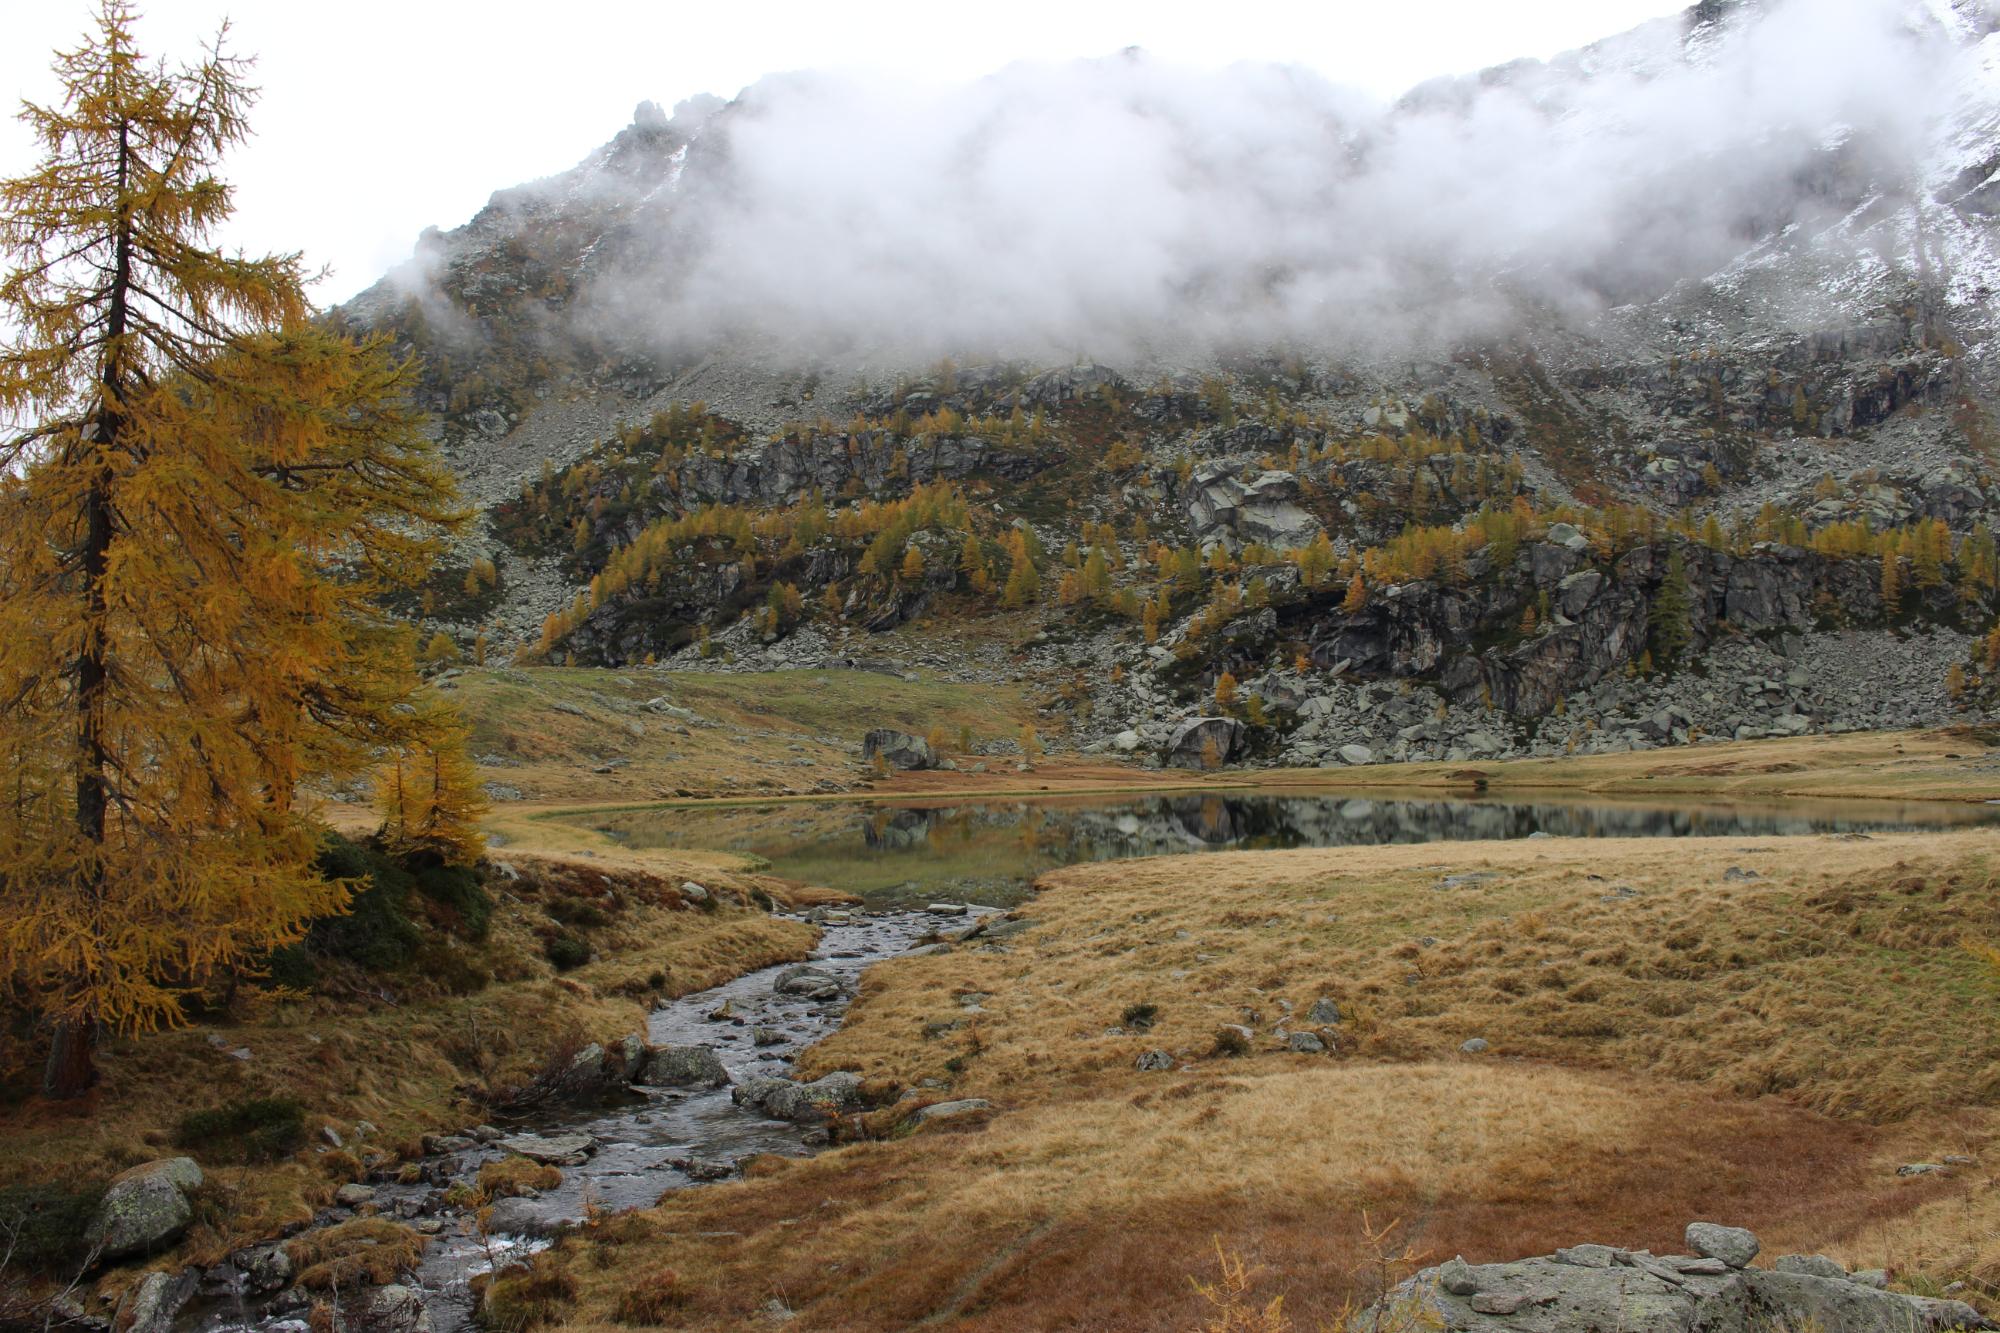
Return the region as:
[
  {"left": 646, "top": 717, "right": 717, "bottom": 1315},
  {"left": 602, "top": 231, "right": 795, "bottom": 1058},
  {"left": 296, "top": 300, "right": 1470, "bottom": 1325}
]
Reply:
[
  {"left": 0, "top": 850, "right": 815, "bottom": 1257},
  {"left": 520, "top": 828, "right": 2000, "bottom": 1330}
]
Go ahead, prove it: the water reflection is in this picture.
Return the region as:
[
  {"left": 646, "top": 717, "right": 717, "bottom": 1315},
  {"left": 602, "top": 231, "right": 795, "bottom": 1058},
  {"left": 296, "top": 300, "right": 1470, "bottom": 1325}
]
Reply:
[{"left": 572, "top": 789, "right": 2000, "bottom": 907}]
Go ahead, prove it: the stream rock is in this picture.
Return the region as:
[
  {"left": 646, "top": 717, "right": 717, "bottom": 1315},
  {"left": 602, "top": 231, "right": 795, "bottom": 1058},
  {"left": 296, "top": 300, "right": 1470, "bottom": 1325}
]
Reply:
[
  {"left": 493, "top": 1133, "right": 596, "bottom": 1166},
  {"left": 732, "top": 1072, "right": 864, "bottom": 1124},
  {"left": 114, "top": 1268, "right": 197, "bottom": 1333},
  {"left": 482, "top": 1197, "right": 571, "bottom": 1238},
  {"left": 773, "top": 964, "right": 849, "bottom": 1001},
  {"left": 89, "top": 1158, "right": 202, "bottom": 1260},
  {"left": 352, "top": 1284, "right": 433, "bottom": 1333},
  {"left": 636, "top": 1044, "right": 731, "bottom": 1088}
]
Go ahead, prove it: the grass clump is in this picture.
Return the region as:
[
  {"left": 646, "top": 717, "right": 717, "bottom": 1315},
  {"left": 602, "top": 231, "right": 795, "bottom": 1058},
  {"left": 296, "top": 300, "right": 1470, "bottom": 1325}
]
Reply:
[
  {"left": 478, "top": 1251, "right": 579, "bottom": 1332},
  {"left": 612, "top": 1269, "right": 686, "bottom": 1324},
  {"left": 478, "top": 1157, "right": 563, "bottom": 1201},
  {"left": 175, "top": 1096, "right": 305, "bottom": 1164},
  {"left": 285, "top": 1218, "right": 427, "bottom": 1289}
]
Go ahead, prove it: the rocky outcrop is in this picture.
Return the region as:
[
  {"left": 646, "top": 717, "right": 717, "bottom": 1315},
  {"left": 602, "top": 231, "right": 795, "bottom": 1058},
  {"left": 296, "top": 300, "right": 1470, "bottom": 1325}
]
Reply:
[
  {"left": 89, "top": 1158, "right": 202, "bottom": 1261},
  {"left": 1184, "top": 463, "right": 1324, "bottom": 552},
  {"left": 862, "top": 729, "right": 939, "bottom": 771},
  {"left": 1371, "top": 1224, "right": 1989, "bottom": 1333}
]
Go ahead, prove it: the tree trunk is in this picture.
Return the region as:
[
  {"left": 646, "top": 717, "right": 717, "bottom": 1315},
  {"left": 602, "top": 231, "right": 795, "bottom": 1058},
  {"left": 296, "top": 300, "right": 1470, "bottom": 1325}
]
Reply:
[{"left": 42, "top": 1018, "right": 98, "bottom": 1099}]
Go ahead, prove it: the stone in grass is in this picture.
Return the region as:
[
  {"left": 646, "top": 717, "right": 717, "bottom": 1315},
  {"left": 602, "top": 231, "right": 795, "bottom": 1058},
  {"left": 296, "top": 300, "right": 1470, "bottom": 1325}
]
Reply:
[
  {"left": 88, "top": 1157, "right": 203, "bottom": 1260},
  {"left": 905, "top": 1099, "right": 994, "bottom": 1129},
  {"left": 1685, "top": 1221, "right": 1760, "bottom": 1269},
  {"left": 1285, "top": 1032, "right": 1326, "bottom": 1054},
  {"left": 1460, "top": 1037, "right": 1490, "bottom": 1054},
  {"left": 1135, "top": 1050, "right": 1174, "bottom": 1072},
  {"left": 1306, "top": 997, "right": 1342, "bottom": 1025}
]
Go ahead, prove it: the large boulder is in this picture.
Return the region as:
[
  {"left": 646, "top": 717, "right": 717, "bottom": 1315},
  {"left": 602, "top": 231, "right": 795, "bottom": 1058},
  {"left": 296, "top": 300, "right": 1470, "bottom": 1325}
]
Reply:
[
  {"left": 1368, "top": 1227, "right": 1990, "bottom": 1333},
  {"left": 492, "top": 1133, "right": 595, "bottom": 1166},
  {"left": 89, "top": 1158, "right": 202, "bottom": 1261},
  {"left": 1164, "top": 717, "right": 1245, "bottom": 770},
  {"left": 636, "top": 1044, "right": 730, "bottom": 1089},
  {"left": 1183, "top": 463, "right": 1324, "bottom": 552},
  {"left": 862, "top": 729, "right": 937, "bottom": 771}
]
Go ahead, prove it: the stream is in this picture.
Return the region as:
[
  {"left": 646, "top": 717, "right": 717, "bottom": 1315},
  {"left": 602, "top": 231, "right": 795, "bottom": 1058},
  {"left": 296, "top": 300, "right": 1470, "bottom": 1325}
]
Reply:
[{"left": 182, "top": 908, "right": 945, "bottom": 1333}]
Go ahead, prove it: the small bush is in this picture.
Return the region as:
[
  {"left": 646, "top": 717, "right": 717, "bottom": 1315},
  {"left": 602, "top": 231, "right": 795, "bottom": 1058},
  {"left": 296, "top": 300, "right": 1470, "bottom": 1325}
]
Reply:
[
  {"left": 546, "top": 897, "right": 611, "bottom": 930},
  {"left": 1210, "top": 1026, "right": 1252, "bottom": 1058},
  {"left": 175, "top": 1096, "right": 305, "bottom": 1163},
  {"left": 0, "top": 1182, "right": 106, "bottom": 1272},
  {"left": 414, "top": 860, "right": 494, "bottom": 941},
  {"left": 544, "top": 935, "right": 590, "bottom": 971},
  {"left": 1122, "top": 1002, "right": 1159, "bottom": 1031}
]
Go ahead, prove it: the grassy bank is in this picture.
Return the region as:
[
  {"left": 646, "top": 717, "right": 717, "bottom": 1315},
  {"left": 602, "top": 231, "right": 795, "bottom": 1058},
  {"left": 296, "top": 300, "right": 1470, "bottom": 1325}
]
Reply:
[
  {"left": 0, "top": 850, "right": 828, "bottom": 1288},
  {"left": 408, "top": 665, "right": 1035, "bottom": 806},
  {"left": 517, "top": 827, "right": 2000, "bottom": 1330}
]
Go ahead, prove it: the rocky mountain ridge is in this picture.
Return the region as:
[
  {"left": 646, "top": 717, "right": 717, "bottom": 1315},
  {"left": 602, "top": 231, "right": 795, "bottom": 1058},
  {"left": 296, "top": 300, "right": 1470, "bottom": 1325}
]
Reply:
[{"left": 333, "top": 0, "right": 2000, "bottom": 766}]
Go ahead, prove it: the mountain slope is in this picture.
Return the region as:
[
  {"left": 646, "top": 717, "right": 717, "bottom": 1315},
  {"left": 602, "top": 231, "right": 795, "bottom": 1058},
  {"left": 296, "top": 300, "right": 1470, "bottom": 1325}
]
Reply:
[{"left": 336, "top": 0, "right": 2000, "bottom": 768}]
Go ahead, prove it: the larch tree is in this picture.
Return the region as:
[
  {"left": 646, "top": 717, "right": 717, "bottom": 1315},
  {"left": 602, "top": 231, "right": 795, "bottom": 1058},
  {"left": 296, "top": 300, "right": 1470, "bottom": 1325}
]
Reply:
[{"left": 0, "top": 4, "right": 468, "bottom": 1097}]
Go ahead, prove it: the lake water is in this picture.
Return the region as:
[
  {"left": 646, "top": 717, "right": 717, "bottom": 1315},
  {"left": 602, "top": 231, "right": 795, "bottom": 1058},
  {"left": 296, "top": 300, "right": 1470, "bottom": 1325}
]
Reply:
[{"left": 567, "top": 788, "right": 2000, "bottom": 906}]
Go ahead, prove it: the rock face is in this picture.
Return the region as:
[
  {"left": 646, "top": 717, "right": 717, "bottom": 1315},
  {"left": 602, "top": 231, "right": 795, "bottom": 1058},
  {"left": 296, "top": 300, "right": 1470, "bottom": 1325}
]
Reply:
[
  {"left": 89, "top": 1158, "right": 202, "bottom": 1261},
  {"left": 1369, "top": 1226, "right": 1991, "bottom": 1333},
  {"left": 1164, "top": 716, "right": 1245, "bottom": 770},
  {"left": 636, "top": 1044, "right": 731, "bottom": 1088},
  {"left": 862, "top": 729, "right": 938, "bottom": 771},
  {"left": 1184, "top": 464, "right": 1325, "bottom": 552}
]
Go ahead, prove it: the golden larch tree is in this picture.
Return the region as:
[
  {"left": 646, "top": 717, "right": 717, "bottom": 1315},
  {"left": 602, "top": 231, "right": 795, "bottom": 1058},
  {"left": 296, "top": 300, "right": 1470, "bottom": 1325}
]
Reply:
[{"left": 0, "top": 3, "right": 468, "bottom": 1096}]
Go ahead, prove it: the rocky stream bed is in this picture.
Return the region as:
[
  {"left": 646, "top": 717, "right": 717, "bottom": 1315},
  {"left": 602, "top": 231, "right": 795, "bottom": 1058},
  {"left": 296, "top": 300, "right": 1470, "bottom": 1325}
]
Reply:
[{"left": 165, "top": 906, "right": 970, "bottom": 1333}]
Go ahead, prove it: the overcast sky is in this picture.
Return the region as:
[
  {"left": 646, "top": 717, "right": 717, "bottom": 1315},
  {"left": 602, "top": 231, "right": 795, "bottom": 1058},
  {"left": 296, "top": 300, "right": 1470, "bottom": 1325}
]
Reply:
[{"left": 2, "top": 1, "right": 1687, "bottom": 306}]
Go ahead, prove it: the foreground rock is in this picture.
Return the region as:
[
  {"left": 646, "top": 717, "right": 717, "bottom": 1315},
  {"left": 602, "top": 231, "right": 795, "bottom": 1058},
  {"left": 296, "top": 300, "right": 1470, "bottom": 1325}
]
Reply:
[
  {"left": 1373, "top": 1224, "right": 1990, "bottom": 1333},
  {"left": 88, "top": 1158, "right": 203, "bottom": 1260}
]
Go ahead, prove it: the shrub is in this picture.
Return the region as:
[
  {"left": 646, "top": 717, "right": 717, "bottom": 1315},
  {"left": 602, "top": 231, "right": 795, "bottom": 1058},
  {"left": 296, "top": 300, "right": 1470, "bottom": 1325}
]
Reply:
[
  {"left": 544, "top": 935, "right": 590, "bottom": 971},
  {"left": 1121, "top": 1002, "right": 1159, "bottom": 1031},
  {"left": 546, "top": 897, "right": 610, "bottom": 930},
  {"left": 175, "top": 1096, "right": 305, "bottom": 1163},
  {"left": 0, "top": 1182, "right": 106, "bottom": 1272},
  {"left": 413, "top": 860, "right": 494, "bottom": 941}
]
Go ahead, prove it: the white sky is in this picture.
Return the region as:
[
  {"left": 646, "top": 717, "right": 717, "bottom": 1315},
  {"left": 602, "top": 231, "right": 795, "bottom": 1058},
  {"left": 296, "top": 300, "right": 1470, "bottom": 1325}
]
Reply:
[{"left": 2, "top": 1, "right": 1687, "bottom": 305}]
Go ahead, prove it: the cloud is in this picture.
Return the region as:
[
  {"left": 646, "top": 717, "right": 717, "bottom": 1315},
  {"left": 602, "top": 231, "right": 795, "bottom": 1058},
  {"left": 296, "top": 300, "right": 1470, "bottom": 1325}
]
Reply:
[{"left": 586, "top": 0, "right": 1971, "bottom": 363}]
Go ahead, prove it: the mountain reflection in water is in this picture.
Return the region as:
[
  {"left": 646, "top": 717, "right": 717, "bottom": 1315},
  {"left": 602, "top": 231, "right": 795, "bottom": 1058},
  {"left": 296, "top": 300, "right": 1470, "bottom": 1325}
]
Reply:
[{"left": 570, "top": 790, "right": 2000, "bottom": 907}]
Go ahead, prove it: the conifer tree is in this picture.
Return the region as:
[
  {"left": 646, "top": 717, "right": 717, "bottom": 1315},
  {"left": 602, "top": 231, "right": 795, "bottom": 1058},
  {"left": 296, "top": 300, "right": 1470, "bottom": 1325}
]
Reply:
[
  {"left": 1341, "top": 571, "right": 1368, "bottom": 614},
  {"left": 1880, "top": 547, "right": 1904, "bottom": 618},
  {"left": 379, "top": 711, "right": 488, "bottom": 868},
  {"left": 1648, "top": 551, "right": 1694, "bottom": 664},
  {"left": 0, "top": 5, "right": 466, "bottom": 1096}
]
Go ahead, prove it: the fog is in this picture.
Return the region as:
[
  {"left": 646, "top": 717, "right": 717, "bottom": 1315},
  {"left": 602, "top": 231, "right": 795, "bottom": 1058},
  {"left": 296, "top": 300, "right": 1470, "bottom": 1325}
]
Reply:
[{"left": 581, "top": 0, "right": 1979, "bottom": 361}]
